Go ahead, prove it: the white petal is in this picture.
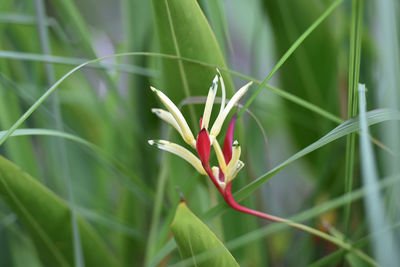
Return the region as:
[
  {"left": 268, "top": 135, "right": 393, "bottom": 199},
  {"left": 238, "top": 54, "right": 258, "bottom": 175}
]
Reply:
[
  {"left": 210, "top": 81, "right": 252, "bottom": 137},
  {"left": 212, "top": 139, "right": 227, "bottom": 174},
  {"left": 201, "top": 75, "right": 218, "bottom": 130},
  {"left": 148, "top": 140, "right": 206, "bottom": 175},
  {"left": 150, "top": 86, "right": 196, "bottom": 147},
  {"left": 216, "top": 68, "right": 226, "bottom": 115},
  {"left": 152, "top": 108, "right": 183, "bottom": 137}
]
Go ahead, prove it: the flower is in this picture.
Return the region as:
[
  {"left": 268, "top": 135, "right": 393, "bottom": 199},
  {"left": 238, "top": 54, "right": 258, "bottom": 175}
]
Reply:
[
  {"left": 148, "top": 70, "right": 252, "bottom": 192},
  {"left": 148, "top": 70, "right": 284, "bottom": 223}
]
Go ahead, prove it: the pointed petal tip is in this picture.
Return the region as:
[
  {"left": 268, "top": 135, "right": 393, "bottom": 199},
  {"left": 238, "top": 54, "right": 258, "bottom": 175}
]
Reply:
[
  {"left": 245, "top": 81, "right": 253, "bottom": 88},
  {"left": 150, "top": 86, "right": 158, "bottom": 93},
  {"left": 151, "top": 108, "right": 160, "bottom": 114},
  {"left": 148, "top": 140, "right": 165, "bottom": 147},
  {"left": 212, "top": 74, "right": 219, "bottom": 84}
]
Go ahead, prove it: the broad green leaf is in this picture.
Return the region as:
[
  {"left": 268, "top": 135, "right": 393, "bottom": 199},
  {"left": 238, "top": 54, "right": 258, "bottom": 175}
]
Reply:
[
  {"left": 171, "top": 202, "right": 239, "bottom": 267},
  {"left": 152, "top": 0, "right": 234, "bottom": 117},
  {"left": 0, "top": 155, "right": 121, "bottom": 267}
]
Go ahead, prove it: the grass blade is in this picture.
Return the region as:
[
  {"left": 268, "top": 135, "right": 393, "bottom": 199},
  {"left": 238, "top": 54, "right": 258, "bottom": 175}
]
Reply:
[
  {"left": 239, "top": 0, "right": 344, "bottom": 116},
  {"left": 343, "top": 0, "right": 364, "bottom": 237},
  {"left": 358, "top": 84, "right": 400, "bottom": 265},
  {"left": 34, "top": 1, "right": 84, "bottom": 266}
]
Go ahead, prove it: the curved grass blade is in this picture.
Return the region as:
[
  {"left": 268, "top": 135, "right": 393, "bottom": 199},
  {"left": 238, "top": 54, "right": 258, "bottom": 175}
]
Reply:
[
  {"left": 202, "top": 108, "right": 400, "bottom": 219},
  {"left": 0, "top": 155, "right": 121, "bottom": 267},
  {"left": 76, "top": 206, "right": 145, "bottom": 242},
  {"left": 235, "top": 108, "right": 400, "bottom": 201},
  {"left": 239, "top": 0, "right": 344, "bottom": 116},
  {"left": 0, "top": 128, "right": 154, "bottom": 204},
  {"left": 0, "top": 51, "right": 156, "bottom": 76}
]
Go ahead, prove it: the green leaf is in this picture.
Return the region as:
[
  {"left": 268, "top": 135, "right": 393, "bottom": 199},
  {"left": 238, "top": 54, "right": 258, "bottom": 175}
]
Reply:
[
  {"left": 171, "top": 202, "right": 239, "bottom": 267},
  {"left": 0, "top": 155, "right": 121, "bottom": 267},
  {"left": 152, "top": 0, "right": 234, "bottom": 127},
  {"left": 260, "top": 0, "right": 343, "bottom": 177}
]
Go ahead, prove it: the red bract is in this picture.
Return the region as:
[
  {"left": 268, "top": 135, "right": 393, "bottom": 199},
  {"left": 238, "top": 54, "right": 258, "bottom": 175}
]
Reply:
[
  {"left": 222, "top": 114, "right": 237, "bottom": 164},
  {"left": 196, "top": 128, "right": 211, "bottom": 168}
]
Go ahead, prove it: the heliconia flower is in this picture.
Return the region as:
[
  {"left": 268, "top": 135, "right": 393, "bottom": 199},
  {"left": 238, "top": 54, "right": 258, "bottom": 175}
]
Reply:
[
  {"left": 149, "top": 70, "right": 253, "bottom": 197},
  {"left": 149, "top": 71, "right": 251, "bottom": 186}
]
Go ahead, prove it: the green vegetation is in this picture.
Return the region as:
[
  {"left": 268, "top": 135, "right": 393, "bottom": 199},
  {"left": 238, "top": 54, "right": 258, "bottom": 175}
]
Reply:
[{"left": 0, "top": 0, "right": 399, "bottom": 266}]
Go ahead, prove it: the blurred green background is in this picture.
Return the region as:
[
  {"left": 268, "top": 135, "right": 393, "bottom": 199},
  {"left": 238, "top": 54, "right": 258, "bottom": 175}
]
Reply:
[{"left": 0, "top": 0, "right": 399, "bottom": 266}]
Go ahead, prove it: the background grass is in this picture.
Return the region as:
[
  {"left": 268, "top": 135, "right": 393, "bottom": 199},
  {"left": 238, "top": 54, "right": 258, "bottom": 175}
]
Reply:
[{"left": 0, "top": 0, "right": 399, "bottom": 266}]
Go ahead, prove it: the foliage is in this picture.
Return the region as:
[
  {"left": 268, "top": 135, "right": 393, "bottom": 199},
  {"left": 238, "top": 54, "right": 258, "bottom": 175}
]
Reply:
[{"left": 0, "top": 0, "right": 399, "bottom": 266}]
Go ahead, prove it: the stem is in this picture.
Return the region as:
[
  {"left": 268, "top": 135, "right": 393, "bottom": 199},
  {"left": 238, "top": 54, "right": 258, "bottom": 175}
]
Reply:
[{"left": 223, "top": 183, "right": 377, "bottom": 266}]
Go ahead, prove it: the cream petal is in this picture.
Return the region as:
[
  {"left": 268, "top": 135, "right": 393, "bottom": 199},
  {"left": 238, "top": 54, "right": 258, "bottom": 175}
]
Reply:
[
  {"left": 201, "top": 75, "right": 218, "bottom": 130},
  {"left": 226, "top": 160, "right": 244, "bottom": 183},
  {"left": 225, "top": 141, "right": 242, "bottom": 183},
  {"left": 210, "top": 81, "right": 252, "bottom": 137},
  {"left": 212, "top": 139, "right": 227, "bottom": 174},
  {"left": 152, "top": 108, "right": 183, "bottom": 137},
  {"left": 148, "top": 140, "right": 206, "bottom": 175},
  {"left": 216, "top": 68, "right": 226, "bottom": 115},
  {"left": 150, "top": 86, "right": 196, "bottom": 147}
]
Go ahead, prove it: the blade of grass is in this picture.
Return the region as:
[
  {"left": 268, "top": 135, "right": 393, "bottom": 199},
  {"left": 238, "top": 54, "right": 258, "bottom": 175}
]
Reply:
[
  {"left": 358, "top": 84, "right": 400, "bottom": 265},
  {"left": 34, "top": 1, "right": 84, "bottom": 265},
  {"left": 0, "top": 51, "right": 157, "bottom": 76},
  {"left": 238, "top": 0, "right": 344, "bottom": 117},
  {"left": 0, "top": 12, "right": 69, "bottom": 41},
  {"left": 76, "top": 206, "right": 145, "bottom": 241},
  {"left": 343, "top": 0, "right": 363, "bottom": 238},
  {"left": 375, "top": 0, "right": 400, "bottom": 222},
  {"left": 0, "top": 128, "right": 154, "bottom": 204},
  {"left": 236, "top": 109, "right": 400, "bottom": 202}
]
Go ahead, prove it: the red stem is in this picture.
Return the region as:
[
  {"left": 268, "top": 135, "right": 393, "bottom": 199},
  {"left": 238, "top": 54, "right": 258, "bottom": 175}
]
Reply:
[
  {"left": 205, "top": 167, "right": 285, "bottom": 223},
  {"left": 223, "top": 182, "right": 286, "bottom": 223}
]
